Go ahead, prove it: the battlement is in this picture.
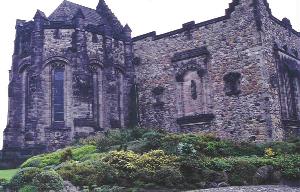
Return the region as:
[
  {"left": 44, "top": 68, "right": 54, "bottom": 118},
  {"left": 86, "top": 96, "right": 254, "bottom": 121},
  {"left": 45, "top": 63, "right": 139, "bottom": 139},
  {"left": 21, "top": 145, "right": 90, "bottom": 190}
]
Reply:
[{"left": 133, "top": 0, "right": 300, "bottom": 42}]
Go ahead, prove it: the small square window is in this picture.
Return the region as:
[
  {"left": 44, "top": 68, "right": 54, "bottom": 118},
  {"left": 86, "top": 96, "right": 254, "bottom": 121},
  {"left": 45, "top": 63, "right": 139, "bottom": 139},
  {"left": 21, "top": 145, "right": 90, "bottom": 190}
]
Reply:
[{"left": 223, "top": 72, "right": 241, "bottom": 96}]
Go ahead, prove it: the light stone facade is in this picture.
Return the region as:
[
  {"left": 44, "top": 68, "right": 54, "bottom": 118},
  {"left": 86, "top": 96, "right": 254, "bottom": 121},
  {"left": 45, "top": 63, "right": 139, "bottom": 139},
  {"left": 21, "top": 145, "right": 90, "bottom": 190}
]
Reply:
[
  {"left": 133, "top": 0, "right": 300, "bottom": 141},
  {"left": 1, "top": 0, "right": 300, "bottom": 167}
]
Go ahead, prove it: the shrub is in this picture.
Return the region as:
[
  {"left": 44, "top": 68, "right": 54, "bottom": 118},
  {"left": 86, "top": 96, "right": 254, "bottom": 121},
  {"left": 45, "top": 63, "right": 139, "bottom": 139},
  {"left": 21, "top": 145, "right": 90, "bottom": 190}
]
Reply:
[
  {"left": 0, "top": 178, "right": 8, "bottom": 186},
  {"left": 9, "top": 167, "right": 41, "bottom": 190},
  {"left": 21, "top": 151, "right": 62, "bottom": 168},
  {"left": 142, "top": 131, "right": 165, "bottom": 151},
  {"left": 179, "top": 156, "right": 205, "bottom": 184},
  {"left": 57, "top": 161, "right": 97, "bottom": 187},
  {"left": 265, "top": 148, "right": 276, "bottom": 158},
  {"left": 72, "top": 145, "right": 97, "bottom": 161},
  {"left": 152, "top": 166, "right": 183, "bottom": 187},
  {"left": 136, "top": 150, "right": 179, "bottom": 172},
  {"left": 32, "top": 170, "right": 64, "bottom": 192},
  {"left": 79, "top": 133, "right": 105, "bottom": 145},
  {"left": 177, "top": 142, "right": 197, "bottom": 156},
  {"left": 277, "top": 155, "right": 300, "bottom": 180},
  {"left": 21, "top": 145, "right": 97, "bottom": 168},
  {"left": 97, "top": 135, "right": 115, "bottom": 152},
  {"left": 126, "top": 140, "right": 148, "bottom": 153},
  {"left": 227, "top": 160, "right": 257, "bottom": 186},
  {"left": 103, "top": 150, "right": 139, "bottom": 172},
  {"left": 60, "top": 148, "right": 73, "bottom": 162},
  {"left": 130, "top": 127, "right": 149, "bottom": 140},
  {"left": 19, "top": 185, "right": 38, "bottom": 192},
  {"left": 205, "top": 158, "right": 233, "bottom": 172},
  {"left": 93, "top": 161, "right": 119, "bottom": 186},
  {"left": 266, "top": 142, "right": 297, "bottom": 155},
  {"left": 57, "top": 160, "right": 118, "bottom": 187}
]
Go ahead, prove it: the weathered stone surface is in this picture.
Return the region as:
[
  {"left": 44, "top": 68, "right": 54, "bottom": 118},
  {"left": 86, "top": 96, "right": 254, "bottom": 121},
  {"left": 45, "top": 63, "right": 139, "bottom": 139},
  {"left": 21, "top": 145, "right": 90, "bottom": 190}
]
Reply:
[
  {"left": 253, "top": 165, "right": 274, "bottom": 184},
  {"left": 63, "top": 181, "right": 80, "bottom": 192},
  {"left": 2, "top": 0, "right": 135, "bottom": 165},
  {"left": 133, "top": 0, "right": 300, "bottom": 141},
  {"left": 217, "top": 182, "right": 230, "bottom": 188}
]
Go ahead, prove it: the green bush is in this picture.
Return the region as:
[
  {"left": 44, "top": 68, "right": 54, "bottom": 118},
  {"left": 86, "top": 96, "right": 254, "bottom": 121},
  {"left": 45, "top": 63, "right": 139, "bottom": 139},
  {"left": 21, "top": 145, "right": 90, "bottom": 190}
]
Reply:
[
  {"left": 95, "top": 162, "right": 118, "bottom": 185},
  {"left": 142, "top": 131, "right": 165, "bottom": 151},
  {"left": 57, "top": 160, "right": 118, "bottom": 187},
  {"left": 130, "top": 127, "right": 149, "bottom": 140},
  {"left": 265, "top": 142, "right": 297, "bottom": 155},
  {"left": 57, "top": 161, "right": 97, "bottom": 187},
  {"left": 72, "top": 145, "right": 97, "bottom": 161},
  {"left": 179, "top": 156, "right": 205, "bottom": 184},
  {"left": 9, "top": 167, "right": 41, "bottom": 190},
  {"left": 136, "top": 150, "right": 179, "bottom": 172},
  {"left": 152, "top": 166, "right": 183, "bottom": 187},
  {"left": 19, "top": 185, "right": 38, "bottom": 192},
  {"left": 21, "top": 145, "right": 97, "bottom": 168},
  {"left": 0, "top": 178, "right": 8, "bottom": 186},
  {"left": 60, "top": 148, "right": 73, "bottom": 162},
  {"left": 276, "top": 155, "right": 300, "bottom": 180},
  {"left": 32, "top": 170, "right": 64, "bottom": 192},
  {"left": 103, "top": 150, "right": 138, "bottom": 172},
  {"left": 96, "top": 135, "right": 114, "bottom": 152},
  {"left": 21, "top": 151, "right": 62, "bottom": 168},
  {"left": 227, "top": 160, "right": 257, "bottom": 186}
]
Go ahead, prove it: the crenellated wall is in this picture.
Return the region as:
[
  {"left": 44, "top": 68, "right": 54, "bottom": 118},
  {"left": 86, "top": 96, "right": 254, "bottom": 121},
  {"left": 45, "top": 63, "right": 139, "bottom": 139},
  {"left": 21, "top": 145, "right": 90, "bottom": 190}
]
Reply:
[{"left": 133, "top": 0, "right": 300, "bottom": 142}]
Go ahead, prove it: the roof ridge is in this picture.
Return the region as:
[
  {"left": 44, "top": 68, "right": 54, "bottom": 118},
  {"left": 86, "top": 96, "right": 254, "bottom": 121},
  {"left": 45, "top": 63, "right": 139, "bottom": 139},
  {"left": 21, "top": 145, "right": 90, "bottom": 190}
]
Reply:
[
  {"left": 96, "top": 0, "right": 123, "bottom": 31},
  {"left": 64, "top": 0, "right": 97, "bottom": 12}
]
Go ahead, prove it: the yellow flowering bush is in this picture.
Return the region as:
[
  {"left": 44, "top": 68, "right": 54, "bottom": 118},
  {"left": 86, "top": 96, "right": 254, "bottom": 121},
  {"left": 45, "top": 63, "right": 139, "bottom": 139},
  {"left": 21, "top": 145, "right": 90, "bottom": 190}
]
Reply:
[
  {"left": 136, "top": 150, "right": 179, "bottom": 172},
  {"left": 102, "top": 150, "right": 139, "bottom": 172},
  {"left": 265, "top": 147, "right": 276, "bottom": 158}
]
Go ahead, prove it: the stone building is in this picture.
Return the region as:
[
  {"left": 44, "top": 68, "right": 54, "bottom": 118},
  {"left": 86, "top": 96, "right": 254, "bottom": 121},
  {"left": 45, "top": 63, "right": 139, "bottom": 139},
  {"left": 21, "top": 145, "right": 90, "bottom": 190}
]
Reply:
[{"left": 1, "top": 0, "right": 300, "bottom": 165}]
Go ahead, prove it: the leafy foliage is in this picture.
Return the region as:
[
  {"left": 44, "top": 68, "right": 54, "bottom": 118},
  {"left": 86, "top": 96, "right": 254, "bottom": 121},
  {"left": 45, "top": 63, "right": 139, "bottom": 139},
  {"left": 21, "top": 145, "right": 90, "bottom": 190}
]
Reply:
[
  {"left": 19, "top": 185, "right": 38, "bottom": 192},
  {"left": 60, "top": 148, "right": 73, "bottom": 162},
  {"left": 32, "top": 170, "right": 64, "bottom": 192},
  {"left": 21, "top": 145, "right": 96, "bottom": 168},
  {"left": 11, "top": 129, "right": 300, "bottom": 190},
  {"left": 57, "top": 160, "right": 118, "bottom": 187},
  {"left": 9, "top": 167, "right": 41, "bottom": 190}
]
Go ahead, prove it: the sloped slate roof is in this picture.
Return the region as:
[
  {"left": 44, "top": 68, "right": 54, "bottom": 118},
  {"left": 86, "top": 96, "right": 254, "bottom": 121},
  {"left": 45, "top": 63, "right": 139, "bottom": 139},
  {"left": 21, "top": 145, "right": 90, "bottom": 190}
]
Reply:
[{"left": 48, "top": 0, "right": 104, "bottom": 26}]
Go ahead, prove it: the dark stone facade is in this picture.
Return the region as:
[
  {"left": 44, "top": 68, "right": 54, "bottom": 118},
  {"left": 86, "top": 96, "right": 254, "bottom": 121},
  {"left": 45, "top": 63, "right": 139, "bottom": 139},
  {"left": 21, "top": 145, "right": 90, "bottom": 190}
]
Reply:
[{"left": 1, "top": 0, "right": 300, "bottom": 166}]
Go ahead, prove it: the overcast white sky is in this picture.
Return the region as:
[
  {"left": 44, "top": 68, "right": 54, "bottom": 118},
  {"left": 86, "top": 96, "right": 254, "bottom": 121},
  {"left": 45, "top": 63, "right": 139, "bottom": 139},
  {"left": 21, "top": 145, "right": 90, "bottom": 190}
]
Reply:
[{"left": 0, "top": 0, "right": 299, "bottom": 149}]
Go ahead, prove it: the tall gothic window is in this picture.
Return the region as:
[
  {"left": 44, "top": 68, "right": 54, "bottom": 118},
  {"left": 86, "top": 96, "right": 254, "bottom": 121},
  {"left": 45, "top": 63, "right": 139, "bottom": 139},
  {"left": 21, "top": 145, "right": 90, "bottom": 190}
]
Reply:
[
  {"left": 117, "top": 70, "right": 124, "bottom": 127},
  {"left": 52, "top": 65, "right": 64, "bottom": 122},
  {"left": 89, "top": 63, "right": 103, "bottom": 128}
]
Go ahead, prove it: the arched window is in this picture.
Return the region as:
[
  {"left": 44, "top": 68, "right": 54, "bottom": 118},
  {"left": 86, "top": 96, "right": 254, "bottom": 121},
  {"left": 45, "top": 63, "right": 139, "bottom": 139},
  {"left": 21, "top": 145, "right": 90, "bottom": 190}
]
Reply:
[
  {"left": 52, "top": 65, "right": 64, "bottom": 122},
  {"left": 89, "top": 64, "right": 103, "bottom": 128}
]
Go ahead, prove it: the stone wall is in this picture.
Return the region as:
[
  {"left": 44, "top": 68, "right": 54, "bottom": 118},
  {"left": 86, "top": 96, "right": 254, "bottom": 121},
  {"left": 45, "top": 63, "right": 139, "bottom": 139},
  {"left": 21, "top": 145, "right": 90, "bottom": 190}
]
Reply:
[
  {"left": 256, "top": 0, "right": 300, "bottom": 138},
  {"left": 2, "top": 2, "right": 135, "bottom": 163},
  {"left": 133, "top": 0, "right": 300, "bottom": 142}
]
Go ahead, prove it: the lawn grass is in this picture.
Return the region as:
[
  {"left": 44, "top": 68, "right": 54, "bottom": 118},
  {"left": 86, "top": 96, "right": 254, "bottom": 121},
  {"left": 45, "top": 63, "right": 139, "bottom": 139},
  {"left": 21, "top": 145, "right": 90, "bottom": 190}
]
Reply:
[{"left": 0, "top": 169, "right": 18, "bottom": 181}]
